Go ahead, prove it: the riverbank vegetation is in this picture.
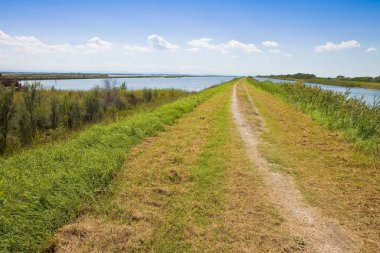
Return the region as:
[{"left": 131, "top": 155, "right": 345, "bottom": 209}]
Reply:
[
  {"left": 0, "top": 81, "right": 228, "bottom": 252},
  {"left": 248, "top": 78, "right": 380, "bottom": 157},
  {"left": 0, "top": 80, "right": 191, "bottom": 155},
  {"left": 243, "top": 81, "right": 380, "bottom": 251},
  {"left": 259, "top": 73, "right": 380, "bottom": 90}
]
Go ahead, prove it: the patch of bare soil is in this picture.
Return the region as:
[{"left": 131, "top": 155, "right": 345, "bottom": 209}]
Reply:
[
  {"left": 231, "top": 82, "right": 358, "bottom": 253},
  {"left": 220, "top": 125, "right": 304, "bottom": 252}
]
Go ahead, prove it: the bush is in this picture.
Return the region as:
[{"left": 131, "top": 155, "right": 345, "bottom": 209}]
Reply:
[
  {"left": 0, "top": 86, "right": 15, "bottom": 154},
  {"left": 143, "top": 88, "right": 153, "bottom": 102},
  {"left": 0, "top": 80, "right": 191, "bottom": 155}
]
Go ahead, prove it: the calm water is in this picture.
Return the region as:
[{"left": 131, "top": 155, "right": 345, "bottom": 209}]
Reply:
[
  {"left": 22, "top": 76, "right": 236, "bottom": 92},
  {"left": 254, "top": 77, "right": 380, "bottom": 106}
]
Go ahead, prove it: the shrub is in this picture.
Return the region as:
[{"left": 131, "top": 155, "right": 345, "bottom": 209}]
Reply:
[
  {"left": 0, "top": 86, "right": 15, "bottom": 154},
  {"left": 1, "top": 80, "right": 192, "bottom": 155}
]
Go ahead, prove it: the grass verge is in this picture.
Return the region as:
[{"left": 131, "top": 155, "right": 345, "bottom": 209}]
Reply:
[
  {"left": 248, "top": 77, "right": 380, "bottom": 157},
  {"left": 0, "top": 81, "right": 230, "bottom": 252},
  {"left": 244, "top": 81, "right": 380, "bottom": 252}
]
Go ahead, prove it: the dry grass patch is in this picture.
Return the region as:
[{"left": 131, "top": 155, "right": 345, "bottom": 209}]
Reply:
[
  {"left": 245, "top": 83, "right": 380, "bottom": 252},
  {"left": 54, "top": 81, "right": 301, "bottom": 252},
  {"left": 54, "top": 86, "right": 231, "bottom": 252},
  {"left": 218, "top": 97, "right": 302, "bottom": 251}
]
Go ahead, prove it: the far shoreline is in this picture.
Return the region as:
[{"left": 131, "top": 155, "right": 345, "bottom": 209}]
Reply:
[{"left": 0, "top": 72, "right": 238, "bottom": 81}]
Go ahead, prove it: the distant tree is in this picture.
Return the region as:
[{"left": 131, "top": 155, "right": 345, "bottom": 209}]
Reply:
[
  {"left": 84, "top": 89, "right": 103, "bottom": 122},
  {"left": 0, "top": 86, "right": 16, "bottom": 153},
  {"left": 19, "top": 82, "right": 41, "bottom": 144},
  {"left": 102, "top": 79, "right": 118, "bottom": 107},
  {"left": 336, "top": 75, "right": 345, "bottom": 79},
  {"left": 62, "top": 94, "right": 82, "bottom": 129},
  {"left": 143, "top": 88, "right": 153, "bottom": 102},
  {"left": 127, "top": 92, "right": 138, "bottom": 106},
  {"left": 50, "top": 96, "right": 60, "bottom": 129}
]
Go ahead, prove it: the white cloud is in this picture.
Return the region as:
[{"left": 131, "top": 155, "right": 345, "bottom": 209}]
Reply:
[
  {"left": 76, "top": 37, "right": 112, "bottom": 52},
  {"left": 269, "top": 49, "right": 280, "bottom": 53},
  {"left": 187, "top": 38, "right": 262, "bottom": 54},
  {"left": 187, "top": 38, "right": 216, "bottom": 50},
  {"left": 0, "top": 30, "right": 72, "bottom": 53},
  {"left": 262, "top": 40, "right": 279, "bottom": 48},
  {"left": 147, "top": 34, "right": 179, "bottom": 50},
  {"left": 315, "top": 40, "right": 360, "bottom": 53},
  {"left": 185, "top": 47, "right": 200, "bottom": 52},
  {"left": 366, "top": 47, "right": 377, "bottom": 53},
  {"left": 227, "top": 40, "right": 262, "bottom": 53},
  {"left": 283, "top": 53, "right": 293, "bottom": 57},
  {"left": 0, "top": 30, "right": 114, "bottom": 54},
  {"left": 124, "top": 44, "right": 152, "bottom": 53}
]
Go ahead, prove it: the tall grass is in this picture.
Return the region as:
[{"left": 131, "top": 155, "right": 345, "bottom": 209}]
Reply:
[
  {"left": 0, "top": 81, "right": 229, "bottom": 252},
  {"left": 247, "top": 77, "right": 380, "bottom": 156},
  {"left": 0, "top": 80, "right": 190, "bottom": 155}
]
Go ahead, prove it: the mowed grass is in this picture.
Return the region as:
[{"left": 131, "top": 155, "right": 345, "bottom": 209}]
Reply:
[
  {"left": 247, "top": 78, "right": 380, "bottom": 157},
  {"left": 0, "top": 81, "right": 231, "bottom": 252},
  {"left": 244, "top": 81, "right": 380, "bottom": 252},
  {"left": 54, "top": 80, "right": 296, "bottom": 252}
]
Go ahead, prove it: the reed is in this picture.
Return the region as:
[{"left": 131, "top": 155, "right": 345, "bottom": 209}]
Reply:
[{"left": 0, "top": 80, "right": 191, "bottom": 155}]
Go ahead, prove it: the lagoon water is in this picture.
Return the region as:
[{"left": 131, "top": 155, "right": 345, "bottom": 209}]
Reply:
[
  {"left": 254, "top": 77, "right": 380, "bottom": 106},
  {"left": 21, "top": 75, "right": 379, "bottom": 106},
  {"left": 22, "top": 76, "right": 236, "bottom": 92}
]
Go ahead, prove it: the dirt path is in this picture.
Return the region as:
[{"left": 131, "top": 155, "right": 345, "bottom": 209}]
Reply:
[
  {"left": 53, "top": 82, "right": 297, "bottom": 252},
  {"left": 231, "top": 81, "right": 358, "bottom": 253}
]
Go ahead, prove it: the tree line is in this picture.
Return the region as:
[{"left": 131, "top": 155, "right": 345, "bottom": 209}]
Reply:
[{"left": 260, "top": 73, "right": 380, "bottom": 83}]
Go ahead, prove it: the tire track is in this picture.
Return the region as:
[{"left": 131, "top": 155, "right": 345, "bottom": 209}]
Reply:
[{"left": 231, "top": 81, "right": 358, "bottom": 253}]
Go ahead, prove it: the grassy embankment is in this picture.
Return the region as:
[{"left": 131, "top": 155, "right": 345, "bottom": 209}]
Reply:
[
  {"left": 259, "top": 75, "right": 380, "bottom": 90},
  {"left": 304, "top": 77, "right": 380, "bottom": 90},
  {"left": 54, "top": 79, "right": 300, "bottom": 252},
  {"left": 245, "top": 78, "right": 380, "bottom": 251},
  {"left": 248, "top": 77, "right": 380, "bottom": 156},
  {"left": 0, "top": 80, "right": 230, "bottom": 252},
  {"left": 0, "top": 81, "right": 191, "bottom": 156}
]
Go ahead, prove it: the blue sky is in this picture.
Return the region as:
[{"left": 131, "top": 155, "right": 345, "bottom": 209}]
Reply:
[{"left": 0, "top": 0, "right": 379, "bottom": 76}]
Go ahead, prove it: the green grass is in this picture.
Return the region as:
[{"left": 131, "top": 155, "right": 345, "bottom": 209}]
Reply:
[
  {"left": 244, "top": 81, "right": 380, "bottom": 252},
  {"left": 0, "top": 82, "right": 191, "bottom": 156},
  {"left": 259, "top": 74, "right": 380, "bottom": 90},
  {"left": 304, "top": 77, "right": 380, "bottom": 90},
  {"left": 0, "top": 81, "right": 229, "bottom": 252},
  {"left": 151, "top": 87, "right": 230, "bottom": 252},
  {"left": 247, "top": 77, "right": 380, "bottom": 156}
]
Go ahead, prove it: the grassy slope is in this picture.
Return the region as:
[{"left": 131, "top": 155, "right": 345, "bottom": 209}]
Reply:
[
  {"left": 0, "top": 82, "right": 228, "bottom": 252},
  {"left": 305, "top": 78, "right": 380, "bottom": 90},
  {"left": 245, "top": 80, "right": 380, "bottom": 252},
  {"left": 249, "top": 78, "right": 380, "bottom": 156},
  {"left": 265, "top": 76, "right": 380, "bottom": 90},
  {"left": 54, "top": 80, "right": 297, "bottom": 252},
  {"left": 3, "top": 89, "right": 190, "bottom": 157}
]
